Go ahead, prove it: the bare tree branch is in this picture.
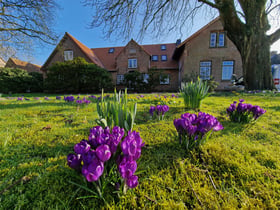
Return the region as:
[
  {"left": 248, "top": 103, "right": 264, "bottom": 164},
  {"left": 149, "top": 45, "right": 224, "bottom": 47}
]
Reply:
[{"left": 269, "top": 27, "right": 280, "bottom": 43}]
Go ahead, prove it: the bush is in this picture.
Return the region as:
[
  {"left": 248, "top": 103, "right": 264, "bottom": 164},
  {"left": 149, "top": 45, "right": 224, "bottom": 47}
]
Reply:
[
  {"left": 44, "top": 57, "right": 113, "bottom": 93},
  {"left": 0, "top": 67, "right": 42, "bottom": 93},
  {"left": 180, "top": 77, "right": 209, "bottom": 109},
  {"left": 123, "top": 69, "right": 167, "bottom": 93}
]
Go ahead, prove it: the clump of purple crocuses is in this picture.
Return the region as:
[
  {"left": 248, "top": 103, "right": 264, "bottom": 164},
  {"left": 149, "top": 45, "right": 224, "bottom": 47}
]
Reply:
[
  {"left": 67, "top": 126, "right": 144, "bottom": 191},
  {"left": 149, "top": 105, "right": 169, "bottom": 120},
  {"left": 64, "top": 95, "right": 75, "bottom": 102},
  {"left": 226, "top": 99, "right": 266, "bottom": 123},
  {"left": 76, "top": 97, "right": 91, "bottom": 105},
  {"left": 174, "top": 112, "right": 223, "bottom": 150}
]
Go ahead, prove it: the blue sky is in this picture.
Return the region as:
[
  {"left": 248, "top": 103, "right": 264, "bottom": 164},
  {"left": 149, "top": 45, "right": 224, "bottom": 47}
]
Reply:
[{"left": 32, "top": 0, "right": 280, "bottom": 65}]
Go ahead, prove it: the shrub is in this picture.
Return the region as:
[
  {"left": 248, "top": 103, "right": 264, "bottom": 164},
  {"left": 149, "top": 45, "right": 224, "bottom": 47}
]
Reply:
[
  {"left": 226, "top": 99, "right": 266, "bottom": 123},
  {"left": 180, "top": 77, "right": 209, "bottom": 109},
  {"left": 0, "top": 67, "right": 33, "bottom": 93},
  {"left": 28, "top": 72, "right": 43, "bottom": 92},
  {"left": 123, "top": 69, "right": 167, "bottom": 93},
  {"left": 44, "top": 57, "right": 113, "bottom": 93}
]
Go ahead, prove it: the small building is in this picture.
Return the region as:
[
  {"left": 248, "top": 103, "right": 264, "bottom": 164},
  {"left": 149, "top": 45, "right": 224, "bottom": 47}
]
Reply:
[{"left": 5, "top": 57, "right": 41, "bottom": 73}]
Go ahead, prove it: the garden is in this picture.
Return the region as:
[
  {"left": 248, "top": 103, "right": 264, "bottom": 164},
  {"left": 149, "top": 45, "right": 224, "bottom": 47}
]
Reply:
[{"left": 0, "top": 88, "right": 279, "bottom": 209}]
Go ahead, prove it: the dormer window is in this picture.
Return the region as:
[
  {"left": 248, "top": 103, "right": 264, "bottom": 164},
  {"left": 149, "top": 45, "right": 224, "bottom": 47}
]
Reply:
[
  {"left": 161, "top": 55, "right": 167, "bottom": 61},
  {"left": 210, "top": 31, "right": 226, "bottom": 48},
  {"left": 161, "top": 45, "right": 166, "bottom": 51},
  {"left": 64, "top": 50, "right": 73, "bottom": 61},
  {"left": 108, "top": 48, "right": 115, "bottom": 53},
  {"left": 152, "top": 55, "right": 158, "bottom": 61}
]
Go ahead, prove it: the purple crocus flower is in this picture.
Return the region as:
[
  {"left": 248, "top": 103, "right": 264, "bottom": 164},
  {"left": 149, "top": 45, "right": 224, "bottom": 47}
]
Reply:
[
  {"left": 118, "top": 157, "right": 137, "bottom": 179},
  {"left": 56, "top": 96, "right": 61, "bottom": 100},
  {"left": 149, "top": 106, "right": 156, "bottom": 116},
  {"left": 76, "top": 100, "right": 83, "bottom": 104},
  {"left": 67, "top": 154, "right": 82, "bottom": 170},
  {"left": 74, "top": 139, "right": 91, "bottom": 154},
  {"left": 121, "top": 131, "right": 144, "bottom": 160},
  {"left": 96, "top": 144, "right": 111, "bottom": 162},
  {"left": 82, "top": 159, "right": 104, "bottom": 182},
  {"left": 82, "top": 149, "right": 98, "bottom": 165},
  {"left": 126, "top": 175, "right": 138, "bottom": 188}
]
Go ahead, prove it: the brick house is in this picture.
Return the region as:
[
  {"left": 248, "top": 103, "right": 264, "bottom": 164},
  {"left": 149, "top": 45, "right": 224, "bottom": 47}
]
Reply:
[
  {"left": 42, "top": 32, "right": 179, "bottom": 91},
  {"left": 5, "top": 57, "right": 41, "bottom": 73},
  {"left": 42, "top": 17, "right": 243, "bottom": 91},
  {"left": 173, "top": 17, "right": 242, "bottom": 90}
]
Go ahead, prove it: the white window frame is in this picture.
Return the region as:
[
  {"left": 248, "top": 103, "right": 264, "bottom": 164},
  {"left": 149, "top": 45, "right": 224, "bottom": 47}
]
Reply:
[
  {"left": 160, "top": 74, "right": 170, "bottom": 85},
  {"left": 161, "top": 55, "right": 167, "bottom": 61},
  {"left": 218, "top": 32, "right": 225, "bottom": 47},
  {"left": 210, "top": 33, "right": 217, "bottom": 47},
  {"left": 200, "top": 61, "right": 211, "bottom": 80},
  {"left": 128, "top": 59, "right": 137, "bottom": 68},
  {"left": 210, "top": 32, "right": 226, "bottom": 48},
  {"left": 64, "top": 50, "right": 73, "bottom": 61},
  {"left": 222, "top": 61, "right": 234, "bottom": 80},
  {"left": 116, "top": 74, "right": 124, "bottom": 85}
]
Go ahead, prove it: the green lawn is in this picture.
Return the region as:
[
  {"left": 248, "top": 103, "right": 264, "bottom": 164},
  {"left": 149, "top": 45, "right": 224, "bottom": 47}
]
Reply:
[{"left": 0, "top": 92, "right": 279, "bottom": 209}]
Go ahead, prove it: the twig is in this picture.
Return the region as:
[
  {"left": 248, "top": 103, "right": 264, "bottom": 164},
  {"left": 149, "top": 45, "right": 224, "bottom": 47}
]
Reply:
[
  {"left": 0, "top": 176, "right": 32, "bottom": 195},
  {"left": 186, "top": 179, "right": 204, "bottom": 207}
]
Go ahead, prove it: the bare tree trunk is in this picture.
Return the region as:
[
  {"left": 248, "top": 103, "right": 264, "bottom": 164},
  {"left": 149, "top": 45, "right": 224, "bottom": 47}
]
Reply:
[{"left": 241, "top": 32, "right": 274, "bottom": 90}]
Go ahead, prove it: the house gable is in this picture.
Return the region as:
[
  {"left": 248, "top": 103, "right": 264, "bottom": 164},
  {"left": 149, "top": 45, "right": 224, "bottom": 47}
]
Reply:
[
  {"left": 5, "top": 57, "right": 41, "bottom": 73},
  {"left": 173, "top": 16, "right": 243, "bottom": 90},
  {"left": 41, "top": 32, "right": 104, "bottom": 71}
]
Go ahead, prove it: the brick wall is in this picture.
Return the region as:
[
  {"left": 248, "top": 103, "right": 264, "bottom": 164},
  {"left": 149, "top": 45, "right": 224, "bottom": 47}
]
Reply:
[{"left": 181, "top": 20, "right": 243, "bottom": 90}]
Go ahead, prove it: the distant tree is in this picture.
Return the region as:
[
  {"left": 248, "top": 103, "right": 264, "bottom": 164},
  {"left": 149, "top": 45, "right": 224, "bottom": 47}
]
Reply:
[
  {"left": 0, "top": 0, "right": 58, "bottom": 60},
  {"left": 83, "top": 0, "right": 280, "bottom": 90}
]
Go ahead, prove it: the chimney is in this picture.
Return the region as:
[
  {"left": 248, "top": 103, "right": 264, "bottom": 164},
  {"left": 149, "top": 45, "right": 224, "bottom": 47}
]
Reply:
[{"left": 176, "top": 39, "right": 181, "bottom": 46}]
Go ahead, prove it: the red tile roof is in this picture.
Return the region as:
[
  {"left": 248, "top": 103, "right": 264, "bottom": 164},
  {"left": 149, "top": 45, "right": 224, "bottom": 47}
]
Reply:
[
  {"left": 92, "top": 43, "right": 178, "bottom": 71},
  {"left": 92, "top": 47, "right": 124, "bottom": 71},
  {"left": 143, "top": 43, "right": 178, "bottom": 69},
  {"left": 6, "top": 57, "right": 41, "bottom": 73}
]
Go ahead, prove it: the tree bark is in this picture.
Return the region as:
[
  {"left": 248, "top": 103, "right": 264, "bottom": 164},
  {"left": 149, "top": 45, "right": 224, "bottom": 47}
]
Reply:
[{"left": 215, "top": 0, "right": 275, "bottom": 90}]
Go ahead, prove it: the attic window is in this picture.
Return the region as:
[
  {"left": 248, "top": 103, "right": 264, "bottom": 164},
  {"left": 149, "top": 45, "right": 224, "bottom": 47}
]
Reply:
[
  {"left": 108, "top": 48, "right": 115, "bottom": 53},
  {"left": 64, "top": 50, "right": 73, "bottom": 61},
  {"left": 152, "top": 55, "right": 158, "bottom": 61},
  {"left": 161, "top": 45, "right": 166, "bottom": 51},
  {"left": 161, "top": 55, "right": 167, "bottom": 61}
]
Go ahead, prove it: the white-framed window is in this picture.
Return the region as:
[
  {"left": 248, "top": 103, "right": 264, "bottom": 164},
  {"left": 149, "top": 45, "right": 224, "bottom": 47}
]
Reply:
[
  {"left": 152, "top": 55, "right": 158, "bottom": 61},
  {"left": 64, "top": 50, "right": 73, "bottom": 61},
  {"left": 108, "top": 48, "right": 114, "bottom": 53},
  {"left": 116, "top": 74, "right": 124, "bottom": 85},
  {"left": 160, "top": 74, "right": 170, "bottom": 85},
  {"left": 143, "top": 73, "right": 149, "bottom": 83},
  {"left": 161, "top": 55, "right": 167, "bottom": 61},
  {"left": 222, "top": 61, "right": 234, "bottom": 80},
  {"left": 161, "top": 45, "right": 166, "bottom": 51},
  {"left": 218, "top": 32, "right": 225, "bottom": 47},
  {"left": 128, "top": 59, "right": 137, "bottom": 68},
  {"left": 210, "top": 32, "right": 225, "bottom": 47},
  {"left": 200, "top": 61, "right": 211, "bottom": 80}
]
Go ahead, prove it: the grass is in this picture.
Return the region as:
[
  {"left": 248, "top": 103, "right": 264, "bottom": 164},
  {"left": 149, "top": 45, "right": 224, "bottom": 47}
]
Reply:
[{"left": 0, "top": 92, "right": 280, "bottom": 209}]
